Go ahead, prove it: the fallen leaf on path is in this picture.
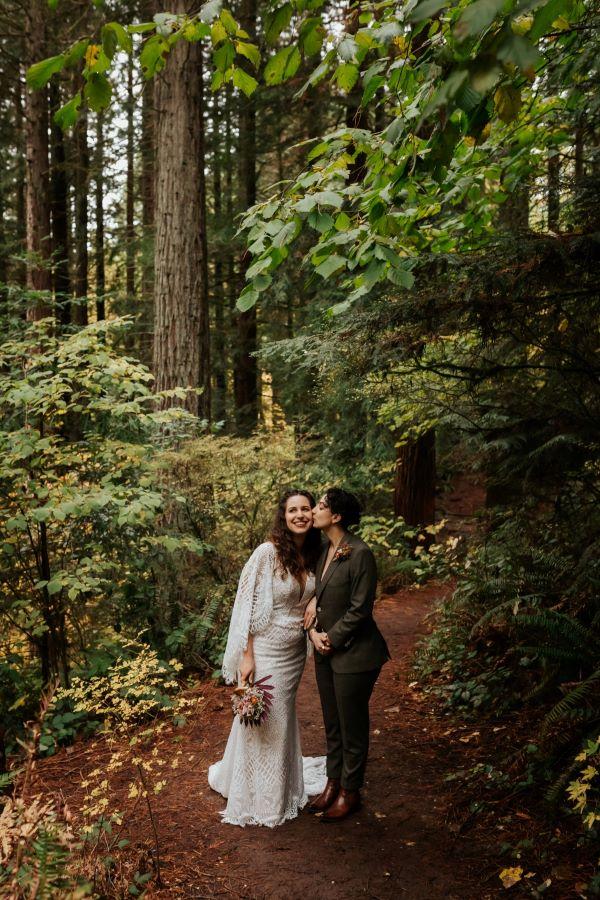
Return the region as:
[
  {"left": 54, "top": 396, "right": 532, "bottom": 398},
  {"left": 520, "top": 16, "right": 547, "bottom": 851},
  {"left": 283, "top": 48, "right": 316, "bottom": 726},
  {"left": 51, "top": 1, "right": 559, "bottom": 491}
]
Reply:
[
  {"left": 385, "top": 706, "right": 400, "bottom": 714},
  {"left": 499, "top": 867, "right": 523, "bottom": 888},
  {"left": 374, "top": 812, "right": 386, "bottom": 818},
  {"left": 515, "top": 811, "right": 532, "bottom": 820},
  {"left": 493, "top": 726, "right": 506, "bottom": 732},
  {"left": 459, "top": 731, "right": 480, "bottom": 743}
]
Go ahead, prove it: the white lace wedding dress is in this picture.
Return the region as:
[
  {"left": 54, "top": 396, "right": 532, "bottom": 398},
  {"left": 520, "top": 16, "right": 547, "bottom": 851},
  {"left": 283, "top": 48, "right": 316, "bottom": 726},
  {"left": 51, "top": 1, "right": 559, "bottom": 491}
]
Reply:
[{"left": 208, "top": 541, "right": 327, "bottom": 827}]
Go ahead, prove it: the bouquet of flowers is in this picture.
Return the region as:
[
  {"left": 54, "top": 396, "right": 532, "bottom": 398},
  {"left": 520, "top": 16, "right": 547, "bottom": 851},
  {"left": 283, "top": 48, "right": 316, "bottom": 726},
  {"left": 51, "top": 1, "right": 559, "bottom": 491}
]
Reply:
[{"left": 231, "top": 675, "right": 274, "bottom": 727}]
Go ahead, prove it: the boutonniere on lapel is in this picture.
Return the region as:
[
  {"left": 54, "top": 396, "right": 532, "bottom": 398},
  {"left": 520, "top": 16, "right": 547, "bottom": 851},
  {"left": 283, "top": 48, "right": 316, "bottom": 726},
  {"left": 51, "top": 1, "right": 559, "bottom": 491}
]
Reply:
[{"left": 333, "top": 543, "right": 352, "bottom": 561}]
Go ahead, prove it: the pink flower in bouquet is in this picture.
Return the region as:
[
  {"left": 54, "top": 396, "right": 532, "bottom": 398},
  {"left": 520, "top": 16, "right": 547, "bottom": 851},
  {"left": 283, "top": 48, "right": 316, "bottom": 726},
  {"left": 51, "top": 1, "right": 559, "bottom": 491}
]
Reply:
[{"left": 231, "top": 676, "right": 274, "bottom": 727}]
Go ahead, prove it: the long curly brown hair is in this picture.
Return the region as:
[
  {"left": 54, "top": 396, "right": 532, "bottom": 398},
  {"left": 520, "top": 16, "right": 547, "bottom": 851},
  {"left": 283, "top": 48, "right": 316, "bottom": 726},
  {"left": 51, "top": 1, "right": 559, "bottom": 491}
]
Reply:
[{"left": 269, "top": 490, "right": 322, "bottom": 582}]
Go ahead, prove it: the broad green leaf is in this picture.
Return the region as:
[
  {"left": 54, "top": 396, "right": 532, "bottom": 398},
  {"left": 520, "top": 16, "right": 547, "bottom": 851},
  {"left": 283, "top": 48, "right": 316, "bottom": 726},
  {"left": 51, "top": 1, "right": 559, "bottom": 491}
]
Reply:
[
  {"left": 84, "top": 73, "right": 112, "bottom": 112},
  {"left": 199, "top": 0, "right": 223, "bottom": 23},
  {"left": 337, "top": 35, "right": 358, "bottom": 61},
  {"left": 46, "top": 577, "right": 62, "bottom": 595},
  {"left": 211, "top": 20, "right": 228, "bottom": 45},
  {"left": 140, "top": 35, "right": 168, "bottom": 78},
  {"left": 183, "top": 21, "right": 211, "bottom": 40},
  {"left": 299, "top": 17, "right": 324, "bottom": 56},
  {"left": 264, "top": 45, "right": 301, "bottom": 85},
  {"left": 64, "top": 39, "right": 89, "bottom": 68},
  {"left": 497, "top": 33, "right": 542, "bottom": 75},
  {"left": 529, "top": 0, "right": 570, "bottom": 41},
  {"left": 407, "top": 0, "right": 447, "bottom": 23},
  {"left": 213, "top": 40, "right": 235, "bottom": 71},
  {"left": 102, "top": 25, "right": 118, "bottom": 59},
  {"left": 334, "top": 63, "right": 359, "bottom": 93},
  {"left": 387, "top": 267, "right": 415, "bottom": 289},
  {"left": 272, "top": 218, "right": 301, "bottom": 247},
  {"left": 104, "top": 21, "right": 133, "bottom": 54},
  {"left": 233, "top": 67, "right": 258, "bottom": 97},
  {"left": 315, "top": 254, "right": 346, "bottom": 278},
  {"left": 220, "top": 8, "right": 238, "bottom": 34},
  {"left": 494, "top": 83, "right": 522, "bottom": 123},
  {"left": 235, "top": 40, "right": 260, "bottom": 69},
  {"left": 264, "top": 3, "right": 292, "bottom": 46},
  {"left": 26, "top": 54, "right": 65, "bottom": 89},
  {"left": 455, "top": 0, "right": 506, "bottom": 40},
  {"left": 236, "top": 288, "right": 259, "bottom": 311},
  {"left": 54, "top": 92, "right": 82, "bottom": 129},
  {"left": 307, "top": 210, "right": 334, "bottom": 232},
  {"left": 313, "top": 190, "right": 343, "bottom": 209}
]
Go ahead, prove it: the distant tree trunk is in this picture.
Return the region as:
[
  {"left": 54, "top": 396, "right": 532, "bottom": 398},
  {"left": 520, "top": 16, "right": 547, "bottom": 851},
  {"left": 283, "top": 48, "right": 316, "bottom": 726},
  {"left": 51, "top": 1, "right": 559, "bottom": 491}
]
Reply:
[
  {"left": 95, "top": 112, "right": 105, "bottom": 321},
  {"left": 197, "top": 44, "right": 211, "bottom": 421},
  {"left": 141, "top": 79, "right": 155, "bottom": 293},
  {"left": 233, "top": 0, "right": 258, "bottom": 434},
  {"left": 15, "top": 78, "right": 27, "bottom": 286},
  {"left": 548, "top": 151, "right": 560, "bottom": 232},
  {"left": 225, "top": 83, "right": 236, "bottom": 314},
  {"left": 49, "top": 79, "right": 70, "bottom": 326},
  {"left": 126, "top": 55, "right": 136, "bottom": 301},
  {"left": 73, "top": 85, "right": 89, "bottom": 325},
  {"left": 24, "top": 0, "right": 52, "bottom": 319},
  {"left": 212, "top": 92, "right": 227, "bottom": 421},
  {"left": 394, "top": 430, "right": 436, "bottom": 527},
  {"left": 154, "top": 0, "right": 210, "bottom": 418}
]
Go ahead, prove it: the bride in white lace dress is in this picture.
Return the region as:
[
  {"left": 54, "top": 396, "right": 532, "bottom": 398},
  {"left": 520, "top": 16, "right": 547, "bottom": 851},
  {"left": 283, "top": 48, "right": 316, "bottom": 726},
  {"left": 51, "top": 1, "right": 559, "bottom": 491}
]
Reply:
[{"left": 208, "top": 490, "right": 327, "bottom": 827}]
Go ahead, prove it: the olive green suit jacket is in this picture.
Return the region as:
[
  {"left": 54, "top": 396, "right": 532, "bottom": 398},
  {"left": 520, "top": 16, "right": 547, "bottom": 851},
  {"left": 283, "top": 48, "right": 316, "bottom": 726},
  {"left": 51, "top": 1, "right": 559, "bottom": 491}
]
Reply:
[{"left": 314, "top": 531, "right": 390, "bottom": 674}]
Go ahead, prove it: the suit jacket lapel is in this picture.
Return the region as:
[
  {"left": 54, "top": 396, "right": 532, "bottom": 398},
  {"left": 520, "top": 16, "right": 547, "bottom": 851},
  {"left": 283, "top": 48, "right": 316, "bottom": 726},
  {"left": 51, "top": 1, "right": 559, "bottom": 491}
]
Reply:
[
  {"left": 316, "top": 531, "right": 352, "bottom": 599},
  {"left": 315, "top": 545, "right": 327, "bottom": 593}
]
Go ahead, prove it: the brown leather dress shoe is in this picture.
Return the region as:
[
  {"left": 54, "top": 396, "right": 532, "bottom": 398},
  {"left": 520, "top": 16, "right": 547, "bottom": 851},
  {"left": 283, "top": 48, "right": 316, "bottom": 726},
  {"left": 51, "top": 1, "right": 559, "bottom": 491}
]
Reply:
[
  {"left": 321, "top": 788, "right": 361, "bottom": 822},
  {"left": 307, "top": 778, "right": 340, "bottom": 813}
]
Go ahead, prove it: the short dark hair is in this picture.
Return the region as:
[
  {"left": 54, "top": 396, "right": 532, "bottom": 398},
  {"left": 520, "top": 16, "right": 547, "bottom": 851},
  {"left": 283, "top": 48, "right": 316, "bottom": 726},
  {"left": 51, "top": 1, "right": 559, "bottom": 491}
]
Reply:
[{"left": 324, "top": 487, "right": 362, "bottom": 530}]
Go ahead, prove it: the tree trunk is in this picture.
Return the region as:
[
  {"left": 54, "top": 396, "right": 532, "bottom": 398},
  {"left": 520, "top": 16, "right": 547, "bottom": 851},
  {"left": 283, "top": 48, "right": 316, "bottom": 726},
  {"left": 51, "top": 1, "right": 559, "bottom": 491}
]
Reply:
[
  {"left": 233, "top": 0, "right": 258, "bottom": 434},
  {"left": 548, "top": 151, "right": 560, "bottom": 232},
  {"left": 24, "top": 0, "right": 52, "bottom": 319},
  {"left": 49, "top": 78, "right": 70, "bottom": 325},
  {"left": 212, "top": 91, "right": 227, "bottom": 421},
  {"left": 126, "top": 54, "right": 136, "bottom": 301},
  {"left": 15, "top": 77, "right": 27, "bottom": 287},
  {"left": 394, "top": 430, "right": 436, "bottom": 527},
  {"left": 95, "top": 112, "right": 105, "bottom": 321},
  {"left": 73, "top": 84, "right": 89, "bottom": 325},
  {"left": 153, "top": 0, "right": 210, "bottom": 418}
]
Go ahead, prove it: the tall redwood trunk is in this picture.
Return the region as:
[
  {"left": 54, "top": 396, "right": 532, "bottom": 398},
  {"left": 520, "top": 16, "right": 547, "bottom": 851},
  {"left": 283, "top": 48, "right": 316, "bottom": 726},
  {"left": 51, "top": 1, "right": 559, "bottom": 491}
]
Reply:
[
  {"left": 153, "top": 0, "right": 210, "bottom": 418},
  {"left": 73, "top": 83, "right": 89, "bottom": 325},
  {"left": 233, "top": 0, "right": 258, "bottom": 433},
  {"left": 212, "top": 90, "right": 227, "bottom": 420},
  {"left": 394, "top": 430, "right": 436, "bottom": 527},
  {"left": 49, "top": 78, "right": 70, "bottom": 325},
  {"left": 95, "top": 112, "right": 105, "bottom": 321},
  {"left": 126, "top": 55, "right": 136, "bottom": 301},
  {"left": 24, "top": 0, "right": 52, "bottom": 319},
  {"left": 548, "top": 151, "right": 560, "bottom": 232}
]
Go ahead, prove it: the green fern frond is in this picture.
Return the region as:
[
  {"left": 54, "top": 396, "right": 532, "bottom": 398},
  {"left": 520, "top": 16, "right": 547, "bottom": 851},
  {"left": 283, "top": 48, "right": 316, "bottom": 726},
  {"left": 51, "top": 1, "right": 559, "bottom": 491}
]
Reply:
[{"left": 540, "top": 668, "right": 600, "bottom": 737}]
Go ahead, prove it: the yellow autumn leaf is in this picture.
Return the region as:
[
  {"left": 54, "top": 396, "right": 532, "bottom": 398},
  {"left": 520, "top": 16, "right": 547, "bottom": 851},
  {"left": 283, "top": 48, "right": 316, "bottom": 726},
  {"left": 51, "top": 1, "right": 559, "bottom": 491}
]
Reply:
[
  {"left": 84, "top": 44, "right": 100, "bottom": 68},
  {"left": 500, "top": 867, "right": 523, "bottom": 889}
]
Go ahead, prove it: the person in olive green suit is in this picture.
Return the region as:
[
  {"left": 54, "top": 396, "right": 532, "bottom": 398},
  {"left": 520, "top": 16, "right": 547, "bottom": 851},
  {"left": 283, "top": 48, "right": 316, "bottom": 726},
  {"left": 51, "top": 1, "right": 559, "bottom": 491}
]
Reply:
[{"left": 304, "top": 488, "right": 390, "bottom": 822}]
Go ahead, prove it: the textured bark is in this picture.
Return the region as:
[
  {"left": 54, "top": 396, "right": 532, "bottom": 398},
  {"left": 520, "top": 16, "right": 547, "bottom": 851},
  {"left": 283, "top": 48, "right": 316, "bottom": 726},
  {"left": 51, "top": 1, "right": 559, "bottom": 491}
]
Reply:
[
  {"left": 73, "top": 85, "right": 89, "bottom": 325},
  {"left": 548, "top": 151, "right": 560, "bottom": 232},
  {"left": 233, "top": 0, "right": 258, "bottom": 434},
  {"left": 394, "top": 430, "right": 436, "bottom": 527},
  {"left": 154, "top": 0, "right": 210, "bottom": 418},
  {"left": 95, "top": 112, "right": 105, "bottom": 321},
  {"left": 14, "top": 79, "right": 27, "bottom": 286},
  {"left": 126, "top": 55, "right": 136, "bottom": 301},
  {"left": 49, "top": 79, "right": 70, "bottom": 325},
  {"left": 212, "top": 92, "right": 227, "bottom": 421},
  {"left": 24, "top": 0, "right": 52, "bottom": 318},
  {"left": 141, "top": 78, "right": 155, "bottom": 303}
]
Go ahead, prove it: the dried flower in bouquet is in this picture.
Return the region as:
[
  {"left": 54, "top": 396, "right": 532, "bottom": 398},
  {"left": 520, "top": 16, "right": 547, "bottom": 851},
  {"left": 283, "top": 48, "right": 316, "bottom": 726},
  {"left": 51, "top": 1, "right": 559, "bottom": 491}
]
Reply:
[{"left": 231, "top": 675, "right": 274, "bottom": 727}]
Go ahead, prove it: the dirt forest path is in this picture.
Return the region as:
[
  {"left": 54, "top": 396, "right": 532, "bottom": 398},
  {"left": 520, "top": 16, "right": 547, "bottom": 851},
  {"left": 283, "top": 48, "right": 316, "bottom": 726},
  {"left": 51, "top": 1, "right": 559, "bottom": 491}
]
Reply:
[
  {"left": 35, "top": 478, "right": 509, "bottom": 899},
  {"left": 160, "top": 581, "right": 501, "bottom": 900}
]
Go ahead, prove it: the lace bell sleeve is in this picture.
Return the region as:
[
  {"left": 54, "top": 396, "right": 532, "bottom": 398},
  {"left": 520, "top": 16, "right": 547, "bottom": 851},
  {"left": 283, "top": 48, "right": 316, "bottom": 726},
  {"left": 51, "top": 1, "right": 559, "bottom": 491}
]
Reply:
[{"left": 221, "top": 542, "right": 275, "bottom": 684}]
